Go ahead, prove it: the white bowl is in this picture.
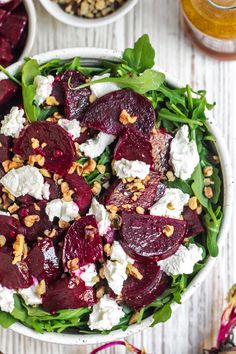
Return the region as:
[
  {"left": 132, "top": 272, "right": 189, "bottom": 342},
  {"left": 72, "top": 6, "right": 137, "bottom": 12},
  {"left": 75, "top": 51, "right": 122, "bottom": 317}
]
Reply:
[
  {"left": 38, "top": 0, "right": 138, "bottom": 28},
  {"left": 19, "top": 0, "right": 36, "bottom": 60},
  {"left": 0, "top": 47, "right": 233, "bottom": 345}
]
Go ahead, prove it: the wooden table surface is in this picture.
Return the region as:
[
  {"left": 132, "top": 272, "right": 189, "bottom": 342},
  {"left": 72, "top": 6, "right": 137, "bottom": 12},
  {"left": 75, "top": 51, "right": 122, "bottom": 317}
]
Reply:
[{"left": 0, "top": 0, "right": 236, "bottom": 353}]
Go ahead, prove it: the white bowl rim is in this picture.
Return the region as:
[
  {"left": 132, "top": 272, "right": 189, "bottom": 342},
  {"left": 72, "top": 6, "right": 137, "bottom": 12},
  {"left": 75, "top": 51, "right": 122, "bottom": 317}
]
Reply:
[
  {"left": 19, "top": 0, "right": 36, "bottom": 60},
  {"left": 0, "top": 47, "right": 233, "bottom": 345},
  {"left": 38, "top": 0, "right": 138, "bottom": 28}
]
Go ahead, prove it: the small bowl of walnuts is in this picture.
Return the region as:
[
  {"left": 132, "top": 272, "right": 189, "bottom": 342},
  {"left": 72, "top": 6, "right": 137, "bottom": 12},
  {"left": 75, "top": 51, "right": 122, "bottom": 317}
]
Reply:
[{"left": 38, "top": 0, "right": 138, "bottom": 27}]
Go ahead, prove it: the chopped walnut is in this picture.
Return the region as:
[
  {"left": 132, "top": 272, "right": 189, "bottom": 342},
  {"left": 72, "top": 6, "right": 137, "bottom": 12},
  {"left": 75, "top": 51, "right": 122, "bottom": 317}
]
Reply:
[
  {"left": 45, "top": 96, "right": 60, "bottom": 106},
  {"left": 166, "top": 170, "right": 176, "bottom": 182},
  {"left": 103, "top": 243, "right": 111, "bottom": 256},
  {"left": 31, "top": 138, "right": 40, "bottom": 149},
  {"left": 91, "top": 181, "right": 102, "bottom": 196},
  {"left": 34, "top": 203, "right": 41, "bottom": 211},
  {"left": 39, "top": 168, "right": 51, "bottom": 178},
  {"left": 68, "top": 162, "right": 77, "bottom": 174},
  {"left": 8, "top": 203, "right": 19, "bottom": 214},
  {"left": 127, "top": 264, "right": 143, "bottom": 280},
  {"left": 89, "top": 94, "right": 97, "bottom": 103},
  {"left": 36, "top": 280, "right": 46, "bottom": 297},
  {"left": 67, "top": 258, "right": 79, "bottom": 271},
  {"left": 188, "top": 196, "right": 198, "bottom": 210},
  {"left": 163, "top": 225, "right": 174, "bottom": 237},
  {"left": 119, "top": 109, "right": 137, "bottom": 125},
  {"left": 204, "top": 186, "right": 213, "bottom": 199},
  {"left": 196, "top": 204, "right": 202, "bottom": 215},
  {"left": 0, "top": 235, "right": 6, "bottom": 247},
  {"left": 83, "top": 158, "right": 97, "bottom": 174},
  {"left": 58, "top": 219, "right": 71, "bottom": 229},
  {"left": 97, "top": 164, "right": 106, "bottom": 174},
  {"left": 203, "top": 165, "right": 213, "bottom": 177},
  {"left": 44, "top": 228, "right": 58, "bottom": 238},
  {"left": 28, "top": 154, "right": 45, "bottom": 167},
  {"left": 109, "top": 213, "right": 122, "bottom": 230},
  {"left": 167, "top": 202, "right": 175, "bottom": 210},
  {"left": 12, "top": 234, "right": 25, "bottom": 264},
  {"left": 24, "top": 215, "right": 40, "bottom": 228},
  {"left": 122, "top": 204, "right": 132, "bottom": 210},
  {"left": 129, "top": 311, "right": 140, "bottom": 325},
  {"left": 106, "top": 205, "right": 118, "bottom": 214},
  {"left": 2, "top": 160, "right": 23, "bottom": 172},
  {"left": 136, "top": 206, "right": 145, "bottom": 215}
]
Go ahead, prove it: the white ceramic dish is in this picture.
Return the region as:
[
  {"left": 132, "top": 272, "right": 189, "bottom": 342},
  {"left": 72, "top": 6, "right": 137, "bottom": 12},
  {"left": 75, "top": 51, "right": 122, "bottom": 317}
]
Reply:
[
  {"left": 38, "top": 0, "right": 138, "bottom": 28},
  {"left": 0, "top": 47, "right": 233, "bottom": 345},
  {"left": 19, "top": 0, "right": 36, "bottom": 60}
]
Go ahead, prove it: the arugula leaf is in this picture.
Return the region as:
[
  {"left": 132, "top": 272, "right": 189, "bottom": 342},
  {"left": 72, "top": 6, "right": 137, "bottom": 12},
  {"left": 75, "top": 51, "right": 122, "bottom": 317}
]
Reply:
[
  {"left": 151, "top": 303, "right": 172, "bottom": 326},
  {"left": 205, "top": 205, "right": 223, "bottom": 257},
  {"left": 0, "top": 65, "right": 22, "bottom": 86},
  {"left": 0, "top": 310, "right": 16, "bottom": 328},
  {"left": 11, "top": 295, "right": 27, "bottom": 322},
  {"left": 123, "top": 34, "right": 155, "bottom": 73},
  {"left": 210, "top": 167, "right": 222, "bottom": 205},
  {"left": 191, "top": 164, "right": 209, "bottom": 209},
  {"left": 167, "top": 178, "right": 193, "bottom": 195}
]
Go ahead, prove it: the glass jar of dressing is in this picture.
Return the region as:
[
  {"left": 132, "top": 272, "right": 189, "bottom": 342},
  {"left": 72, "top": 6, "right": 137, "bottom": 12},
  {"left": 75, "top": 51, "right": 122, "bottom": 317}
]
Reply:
[{"left": 181, "top": 0, "right": 236, "bottom": 59}]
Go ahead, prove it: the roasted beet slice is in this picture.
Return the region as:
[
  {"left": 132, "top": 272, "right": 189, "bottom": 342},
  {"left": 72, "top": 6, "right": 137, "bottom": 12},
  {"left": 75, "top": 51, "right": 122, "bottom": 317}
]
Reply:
[
  {"left": 0, "top": 0, "right": 22, "bottom": 11},
  {"left": 75, "top": 128, "right": 96, "bottom": 144},
  {"left": 0, "top": 79, "right": 18, "bottom": 107},
  {"left": 0, "top": 134, "right": 12, "bottom": 162},
  {"left": 183, "top": 206, "right": 204, "bottom": 237},
  {"left": 0, "top": 246, "right": 32, "bottom": 289},
  {"left": 64, "top": 174, "right": 92, "bottom": 215},
  {"left": 26, "top": 238, "right": 61, "bottom": 284},
  {"left": 81, "top": 89, "right": 156, "bottom": 136},
  {"left": 18, "top": 201, "right": 53, "bottom": 242},
  {"left": 122, "top": 262, "right": 169, "bottom": 309},
  {"left": 42, "top": 276, "right": 96, "bottom": 312},
  {"left": 0, "top": 9, "right": 7, "bottom": 23},
  {"left": 63, "top": 215, "right": 103, "bottom": 268},
  {"left": 120, "top": 212, "right": 187, "bottom": 261},
  {"left": 151, "top": 129, "right": 172, "bottom": 178},
  {"left": 13, "top": 121, "right": 75, "bottom": 176},
  {"left": 52, "top": 70, "right": 91, "bottom": 120},
  {"left": 44, "top": 178, "right": 61, "bottom": 201},
  {"left": 0, "top": 13, "right": 27, "bottom": 47},
  {"left": 102, "top": 172, "right": 163, "bottom": 211},
  {"left": 114, "top": 128, "right": 153, "bottom": 165},
  {"left": 0, "top": 36, "right": 13, "bottom": 66},
  {"left": 0, "top": 215, "right": 25, "bottom": 243}
]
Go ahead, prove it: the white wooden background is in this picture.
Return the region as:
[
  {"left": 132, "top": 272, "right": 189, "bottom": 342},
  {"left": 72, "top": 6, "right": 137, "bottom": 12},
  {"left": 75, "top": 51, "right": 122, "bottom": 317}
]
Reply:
[{"left": 0, "top": 0, "right": 236, "bottom": 353}]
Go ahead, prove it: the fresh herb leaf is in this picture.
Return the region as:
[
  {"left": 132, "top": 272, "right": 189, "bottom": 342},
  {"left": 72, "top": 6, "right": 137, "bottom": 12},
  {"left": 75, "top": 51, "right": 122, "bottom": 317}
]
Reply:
[
  {"left": 0, "top": 310, "right": 16, "bottom": 328},
  {"left": 0, "top": 65, "right": 22, "bottom": 86},
  {"left": 205, "top": 205, "right": 223, "bottom": 257},
  {"left": 151, "top": 303, "right": 172, "bottom": 326},
  {"left": 191, "top": 164, "right": 209, "bottom": 209}
]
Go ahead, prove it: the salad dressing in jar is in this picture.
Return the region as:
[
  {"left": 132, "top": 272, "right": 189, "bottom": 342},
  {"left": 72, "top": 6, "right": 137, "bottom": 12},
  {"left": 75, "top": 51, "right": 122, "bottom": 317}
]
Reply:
[{"left": 181, "top": 0, "right": 236, "bottom": 59}]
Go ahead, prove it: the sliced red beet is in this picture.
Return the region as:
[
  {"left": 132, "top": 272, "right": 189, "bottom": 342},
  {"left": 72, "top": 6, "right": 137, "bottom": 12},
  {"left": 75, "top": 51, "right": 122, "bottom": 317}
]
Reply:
[
  {"left": 0, "top": 215, "right": 25, "bottom": 243},
  {"left": 0, "top": 134, "right": 12, "bottom": 162},
  {"left": 113, "top": 128, "right": 153, "bottom": 165},
  {"left": 63, "top": 215, "right": 103, "bottom": 269},
  {"left": 0, "top": 0, "right": 21, "bottom": 11},
  {"left": 102, "top": 172, "right": 163, "bottom": 212},
  {"left": 52, "top": 70, "right": 91, "bottom": 120},
  {"left": 0, "top": 13, "right": 27, "bottom": 47},
  {"left": 75, "top": 128, "right": 96, "bottom": 145},
  {"left": 0, "top": 36, "right": 13, "bottom": 66},
  {"left": 150, "top": 129, "right": 173, "bottom": 178},
  {"left": 0, "top": 246, "right": 33, "bottom": 289},
  {"left": 26, "top": 238, "right": 61, "bottom": 284},
  {"left": 13, "top": 121, "right": 75, "bottom": 176},
  {"left": 44, "top": 177, "right": 61, "bottom": 201},
  {"left": 42, "top": 276, "right": 96, "bottom": 312},
  {"left": 183, "top": 206, "right": 204, "bottom": 237},
  {"left": 0, "top": 9, "right": 7, "bottom": 23},
  {"left": 120, "top": 212, "right": 187, "bottom": 261},
  {"left": 81, "top": 89, "right": 156, "bottom": 136},
  {"left": 122, "top": 262, "right": 169, "bottom": 309},
  {"left": 64, "top": 174, "right": 92, "bottom": 215},
  {"left": 18, "top": 201, "right": 53, "bottom": 242},
  {"left": 0, "top": 79, "right": 18, "bottom": 107}
]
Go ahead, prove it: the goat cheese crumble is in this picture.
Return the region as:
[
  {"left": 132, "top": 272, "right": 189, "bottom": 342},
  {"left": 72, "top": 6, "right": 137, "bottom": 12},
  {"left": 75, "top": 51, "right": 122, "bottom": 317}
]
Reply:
[
  {"left": 18, "top": 281, "right": 42, "bottom": 306},
  {"left": 169, "top": 125, "right": 199, "bottom": 180},
  {"left": 34, "top": 75, "right": 54, "bottom": 106},
  {"left": 58, "top": 119, "right": 81, "bottom": 140},
  {"left": 0, "top": 106, "right": 25, "bottom": 138},
  {"left": 0, "top": 166, "right": 49, "bottom": 200},
  {"left": 88, "top": 198, "right": 111, "bottom": 236},
  {"left": 158, "top": 244, "right": 203, "bottom": 276},
  {"left": 88, "top": 295, "right": 124, "bottom": 331},
  {"left": 75, "top": 263, "right": 97, "bottom": 287},
  {"left": 80, "top": 132, "right": 116, "bottom": 159},
  {"left": 0, "top": 286, "right": 15, "bottom": 313},
  {"left": 45, "top": 199, "right": 79, "bottom": 222},
  {"left": 149, "top": 188, "right": 190, "bottom": 219},
  {"left": 91, "top": 73, "right": 120, "bottom": 98},
  {"left": 113, "top": 158, "right": 150, "bottom": 180}
]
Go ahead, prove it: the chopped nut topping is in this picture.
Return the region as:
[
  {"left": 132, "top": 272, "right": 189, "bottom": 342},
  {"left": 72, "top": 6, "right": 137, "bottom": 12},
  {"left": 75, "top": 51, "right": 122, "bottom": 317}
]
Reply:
[
  {"left": 45, "top": 96, "right": 59, "bottom": 106},
  {"left": 91, "top": 181, "right": 102, "bottom": 196},
  {"left": 212, "top": 155, "right": 220, "bottom": 164},
  {"left": 63, "top": 189, "right": 74, "bottom": 202},
  {"left": 76, "top": 164, "right": 84, "bottom": 176},
  {"left": 67, "top": 258, "right": 79, "bottom": 271},
  {"left": 96, "top": 286, "right": 106, "bottom": 299},
  {"left": 152, "top": 127, "right": 158, "bottom": 135},
  {"left": 204, "top": 178, "right": 214, "bottom": 186},
  {"left": 166, "top": 170, "right": 176, "bottom": 182},
  {"left": 167, "top": 202, "right": 175, "bottom": 210},
  {"left": 41, "top": 142, "right": 47, "bottom": 149},
  {"left": 204, "top": 186, "right": 213, "bottom": 199},
  {"left": 129, "top": 311, "right": 140, "bottom": 325},
  {"left": 106, "top": 205, "right": 118, "bottom": 214},
  {"left": 119, "top": 109, "right": 137, "bottom": 125},
  {"left": 196, "top": 205, "right": 203, "bottom": 215},
  {"left": 68, "top": 162, "right": 77, "bottom": 174},
  {"left": 31, "top": 138, "right": 40, "bottom": 149},
  {"left": 61, "top": 182, "right": 70, "bottom": 194},
  {"left": 83, "top": 158, "right": 96, "bottom": 174},
  {"left": 163, "top": 225, "right": 174, "bottom": 237},
  {"left": 127, "top": 264, "right": 143, "bottom": 280},
  {"left": 34, "top": 203, "right": 41, "bottom": 211},
  {"left": 89, "top": 94, "right": 97, "bottom": 103},
  {"left": 44, "top": 228, "right": 58, "bottom": 238},
  {"left": 12, "top": 234, "right": 25, "bottom": 264},
  {"left": 122, "top": 204, "right": 132, "bottom": 210},
  {"left": 39, "top": 168, "right": 51, "bottom": 178},
  {"left": 28, "top": 154, "right": 45, "bottom": 167},
  {"left": 97, "top": 164, "right": 106, "bottom": 174},
  {"left": 58, "top": 219, "right": 70, "bottom": 229},
  {"left": 24, "top": 215, "right": 40, "bottom": 228},
  {"left": 2, "top": 160, "right": 23, "bottom": 172},
  {"left": 12, "top": 155, "right": 24, "bottom": 163},
  {"left": 0, "top": 235, "right": 6, "bottom": 247},
  {"left": 36, "top": 280, "right": 46, "bottom": 297},
  {"left": 203, "top": 165, "right": 213, "bottom": 177},
  {"left": 8, "top": 203, "right": 19, "bottom": 214},
  {"left": 188, "top": 196, "right": 198, "bottom": 210},
  {"left": 109, "top": 213, "right": 122, "bottom": 230},
  {"left": 99, "top": 266, "right": 105, "bottom": 279},
  {"left": 103, "top": 243, "right": 111, "bottom": 256},
  {"left": 84, "top": 225, "right": 97, "bottom": 241},
  {"left": 2, "top": 193, "right": 11, "bottom": 209},
  {"left": 136, "top": 206, "right": 145, "bottom": 215}
]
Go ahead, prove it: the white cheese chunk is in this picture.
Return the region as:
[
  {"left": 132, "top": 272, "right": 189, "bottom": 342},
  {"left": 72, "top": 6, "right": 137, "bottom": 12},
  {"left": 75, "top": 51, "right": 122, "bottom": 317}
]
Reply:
[
  {"left": 45, "top": 198, "right": 79, "bottom": 222},
  {"left": 58, "top": 119, "right": 81, "bottom": 140},
  {"left": 158, "top": 244, "right": 203, "bottom": 276},
  {"left": 88, "top": 198, "right": 111, "bottom": 236},
  {"left": 0, "top": 286, "right": 15, "bottom": 313},
  {"left": 110, "top": 241, "right": 133, "bottom": 265},
  {"left": 0, "top": 211, "right": 10, "bottom": 216},
  {"left": 0, "top": 106, "right": 25, "bottom": 138},
  {"left": 88, "top": 295, "right": 124, "bottom": 331},
  {"left": 18, "top": 281, "right": 42, "bottom": 306},
  {"left": 34, "top": 75, "right": 54, "bottom": 106},
  {"left": 169, "top": 125, "right": 199, "bottom": 180},
  {"left": 77, "top": 263, "right": 98, "bottom": 287},
  {"left": 149, "top": 188, "right": 190, "bottom": 219},
  {"left": 80, "top": 132, "right": 115, "bottom": 159},
  {"left": 113, "top": 158, "right": 150, "bottom": 180},
  {"left": 0, "top": 166, "right": 48, "bottom": 200},
  {"left": 91, "top": 73, "right": 120, "bottom": 98}
]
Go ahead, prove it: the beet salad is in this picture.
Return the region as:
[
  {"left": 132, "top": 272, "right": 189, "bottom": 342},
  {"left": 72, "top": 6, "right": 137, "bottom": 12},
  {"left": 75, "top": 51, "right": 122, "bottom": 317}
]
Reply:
[{"left": 0, "top": 35, "right": 223, "bottom": 334}]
